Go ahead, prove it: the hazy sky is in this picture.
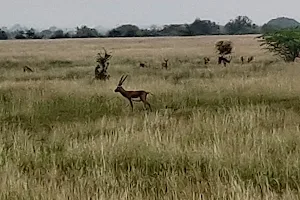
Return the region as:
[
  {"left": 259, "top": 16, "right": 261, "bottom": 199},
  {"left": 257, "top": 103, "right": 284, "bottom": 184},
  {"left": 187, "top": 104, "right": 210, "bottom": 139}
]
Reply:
[{"left": 1, "top": 0, "right": 300, "bottom": 29}]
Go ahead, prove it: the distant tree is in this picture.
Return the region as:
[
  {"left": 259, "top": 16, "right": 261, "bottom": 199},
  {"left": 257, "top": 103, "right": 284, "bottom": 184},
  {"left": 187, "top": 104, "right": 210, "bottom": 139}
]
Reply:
[
  {"left": 159, "top": 24, "right": 191, "bottom": 36},
  {"left": 139, "top": 25, "right": 161, "bottom": 37},
  {"left": 251, "top": 23, "right": 261, "bottom": 33},
  {"left": 49, "top": 26, "right": 58, "bottom": 32},
  {"left": 265, "top": 17, "right": 300, "bottom": 30},
  {"left": 188, "top": 18, "right": 220, "bottom": 35},
  {"left": 257, "top": 28, "right": 300, "bottom": 62},
  {"left": 107, "top": 24, "right": 140, "bottom": 37},
  {"left": 260, "top": 17, "right": 300, "bottom": 33},
  {"left": 15, "top": 30, "right": 26, "bottom": 39},
  {"left": 0, "top": 29, "right": 8, "bottom": 40},
  {"left": 50, "top": 30, "right": 65, "bottom": 39},
  {"left": 126, "top": 29, "right": 138, "bottom": 37},
  {"left": 40, "top": 29, "right": 53, "bottom": 39},
  {"left": 107, "top": 29, "right": 122, "bottom": 37},
  {"left": 261, "top": 24, "right": 277, "bottom": 33},
  {"left": 64, "top": 32, "right": 73, "bottom": 38},
  {"left": 225, "top": 16, "right": 257, "bottom": 34},
  {"left": 136, "top": 29, "right": 151, "bottom": 37},
  {"left": 25, "top": 28, "right": 36, "bottom": 39},
  {"left": 75, "top": 25, "right": 99, "bottom": 38}
]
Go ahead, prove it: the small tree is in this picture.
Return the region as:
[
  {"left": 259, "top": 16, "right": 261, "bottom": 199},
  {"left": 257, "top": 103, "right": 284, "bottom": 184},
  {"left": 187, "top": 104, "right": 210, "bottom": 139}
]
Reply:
[
  {"left": 94, "top": 48, "right": 112, "bottom": 80},
  {"left": 107, "top": 24, "right": 140, "bottom": 37},
  {"left": 215, "top": 40, "right": 233, "bottom": 67},
  {"left": 225, "top": 16, "right": 254, "bottom": 34},
  {"left": 215, "top": 40, "right": 233, "bottom": 55},
  {"left": 15, "top": 30, "right": 26, "bottom": 39},
  {"left": 0, "top": 29, "right": 8, "bottom": 40},
  {"left": 50, "top": 30, "right": 65, "bottom": 39},
  {"left": 75, "top": 26, "right": 99, "bottom": 38},
  {"left": 25, "top": 28, "right": 36, "bottom": 39},
  {"left": 257, "top": 28, "right": 300, "bottom": 62},
  {"left": 188, "top": 18, "right": 220, "bottom": 35}
]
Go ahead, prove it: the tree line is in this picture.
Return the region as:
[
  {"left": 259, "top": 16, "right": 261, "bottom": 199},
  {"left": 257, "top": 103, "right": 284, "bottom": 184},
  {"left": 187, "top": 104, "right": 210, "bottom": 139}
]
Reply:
[{"left": 0, "top": 16, "right": 297, "bottom": 40}]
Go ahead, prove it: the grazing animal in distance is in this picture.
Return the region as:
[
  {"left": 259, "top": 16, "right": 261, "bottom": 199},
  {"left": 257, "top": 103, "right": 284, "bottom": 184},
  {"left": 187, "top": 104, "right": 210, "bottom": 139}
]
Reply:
[
  {"left": 114, "top": 75, "right": 152, "bottom": 111},
  {"left": 204, "top": 57, "right": 210, "bottom": 65},
  {"left": 139, "top": 62, "right": 147, "bottom": 68},
  {"left": 218, "top": 56, "right": 232, "bottom": 67},
  {"left": 247, "top": 56, "right": 254, "bottom": 63},
  {"left": 241, "top": 56, "right": 244, "bottom": 64},
  {"left": 161, "top": 59, "right": 169, "bottom": 69},
  {"left": 23, "top": 66, "right": 34, "bottom": 72}
]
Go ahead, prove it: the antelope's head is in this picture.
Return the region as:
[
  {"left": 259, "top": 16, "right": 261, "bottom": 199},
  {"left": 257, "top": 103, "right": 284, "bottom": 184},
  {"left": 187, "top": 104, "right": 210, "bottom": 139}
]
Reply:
[{"left": 115, "top": 75, "right": 128, "bottom": 93}]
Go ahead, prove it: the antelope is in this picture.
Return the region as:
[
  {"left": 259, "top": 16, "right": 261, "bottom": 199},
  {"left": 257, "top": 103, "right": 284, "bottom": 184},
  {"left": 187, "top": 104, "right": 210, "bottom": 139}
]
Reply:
[
  {"left": 204, "top": 57, "right": 210, "bottom": 65},
  {"left": 247, "top": 56, "right": 254, "bottom": 63},
  {"left": 139, "top": 62, "right": 147, "bottom": 68},
  {"left": 161, "top": 59, "right": 169, "bottom": 69},
  {"left": 218, "top": 55, "right": 232, "bottom": 67},
  {"left": 240, "top": 56, "right": 244, "bottom": 64},
  {"left": 23, "top": 66, "right": 34, "bottom": 72},
  {"left": 114, "top": 75, "right": 152, "bottom": 111}
]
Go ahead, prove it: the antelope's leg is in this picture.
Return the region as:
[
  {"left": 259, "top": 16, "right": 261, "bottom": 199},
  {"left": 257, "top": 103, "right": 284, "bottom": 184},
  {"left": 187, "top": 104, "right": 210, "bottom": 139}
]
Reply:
[
  {"left": 146, "top": 102, "right": 152, "bottom": 111},
  {"left": 129, "top": 99, "right": 133, "bottom": 111},
  {"left": 142, "top": 99, "right": 152, "bottom": 111}
]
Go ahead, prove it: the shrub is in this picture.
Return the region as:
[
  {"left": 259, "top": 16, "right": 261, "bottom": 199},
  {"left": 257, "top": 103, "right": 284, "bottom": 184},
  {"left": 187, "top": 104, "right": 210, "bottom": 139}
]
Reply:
[
  {"left": 257, "top": 28, "right": 300, "bottom": 62},
  {"left": 215, "top": 40, "right": 233, "bottom": 55}
]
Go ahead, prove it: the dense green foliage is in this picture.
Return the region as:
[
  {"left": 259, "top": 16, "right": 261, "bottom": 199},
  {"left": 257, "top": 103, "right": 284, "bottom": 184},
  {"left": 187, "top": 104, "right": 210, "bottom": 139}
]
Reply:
[
  {"left": 0, "top": 29, "right": 8, "bottom": 40},
  {"left": 224, "top": 16, "right": 259, "bottom": 34},
  {"left": 257, "top": 28, "right": 300, "bottom": 62}
]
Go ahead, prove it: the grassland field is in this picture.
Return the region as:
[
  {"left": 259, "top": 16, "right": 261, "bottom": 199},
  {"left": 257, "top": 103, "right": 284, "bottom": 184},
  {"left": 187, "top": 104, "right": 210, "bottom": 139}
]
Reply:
[{"left": 1, "top": 34, "right": 300, "bottom": 199}]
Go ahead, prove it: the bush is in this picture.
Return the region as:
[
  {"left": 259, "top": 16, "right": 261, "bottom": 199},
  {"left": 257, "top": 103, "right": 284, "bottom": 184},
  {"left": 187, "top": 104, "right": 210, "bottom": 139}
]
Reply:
[
  {"left": 0, "top": 29, "right": 8, "bottom": 40},
  {"left": 215, "top": 40, "right": 233, "bottom": 55},
  {"left": 257, "top": 28, "right": 300, "bottom": 62}
]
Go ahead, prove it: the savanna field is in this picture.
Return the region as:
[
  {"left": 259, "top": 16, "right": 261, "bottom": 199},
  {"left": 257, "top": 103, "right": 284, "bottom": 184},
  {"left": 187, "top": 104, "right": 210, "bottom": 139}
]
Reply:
[{"left": 1, "top": 35, "right": 300, "bottom": 200}]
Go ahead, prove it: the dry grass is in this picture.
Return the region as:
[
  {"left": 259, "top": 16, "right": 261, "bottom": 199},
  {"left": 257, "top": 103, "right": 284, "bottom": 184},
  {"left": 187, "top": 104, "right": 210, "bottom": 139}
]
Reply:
[{"left": 1, "top": 35, "right": 300, "bottom": 199}]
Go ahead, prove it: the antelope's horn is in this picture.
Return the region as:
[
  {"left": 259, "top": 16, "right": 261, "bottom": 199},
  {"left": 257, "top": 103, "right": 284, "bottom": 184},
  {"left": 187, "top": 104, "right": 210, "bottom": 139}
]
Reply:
[
  {"left": 121, "top": 75, "right": 128, "bottom": 84},
  {"left": 118, "top": 75, "right": 125, "bottom": 85}
]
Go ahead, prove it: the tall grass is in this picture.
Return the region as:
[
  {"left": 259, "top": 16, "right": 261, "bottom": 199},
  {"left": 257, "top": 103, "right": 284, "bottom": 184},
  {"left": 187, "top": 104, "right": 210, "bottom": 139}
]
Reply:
[{"left": 1, "top": 35, "right": 300, "bottom": 199}]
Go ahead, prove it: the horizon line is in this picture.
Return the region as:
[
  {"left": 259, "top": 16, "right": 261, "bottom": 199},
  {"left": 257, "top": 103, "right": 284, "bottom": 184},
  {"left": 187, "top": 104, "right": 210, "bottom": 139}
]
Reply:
[{"left": 1, "top": 16, "right": 299, "bottom": 31}]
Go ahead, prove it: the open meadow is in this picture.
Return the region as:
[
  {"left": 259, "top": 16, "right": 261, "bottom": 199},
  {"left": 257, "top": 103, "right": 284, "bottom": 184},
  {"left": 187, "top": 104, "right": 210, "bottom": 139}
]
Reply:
[{"left": 1, "top": 35, "right": 300, "bottom": 199}]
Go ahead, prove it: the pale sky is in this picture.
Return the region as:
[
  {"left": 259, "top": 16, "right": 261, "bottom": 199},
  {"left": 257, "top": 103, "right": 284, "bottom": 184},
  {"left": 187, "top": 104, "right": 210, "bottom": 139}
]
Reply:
[{"left": 1, "top": 0, "right": 300, "bottom": 29}]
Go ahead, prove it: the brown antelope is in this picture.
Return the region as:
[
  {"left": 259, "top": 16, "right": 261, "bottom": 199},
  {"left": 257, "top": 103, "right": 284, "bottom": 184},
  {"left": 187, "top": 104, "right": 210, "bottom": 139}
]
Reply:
[
  {"left": 114, "top": 75, "right": 152, "bottom": 111},
  {"left": 23, "top": 66, "right": 34, "bottom": 72},
  {"left": 240, "top": 56, "right": 244, "bottom": 64},
  {"left": 161, "top": 59, "right": 169, "bottom": 69},
  {"left": 218, "top": 55, "right": 232, "bottom": 67},
  {"left": 247, "top": 56, "right": 254, "bottom": 63},
  {"left": 139, "top": 62, "right": 147, "bottom": 68},
  {"left": 204, "top": 57, "right": 210, "bottom": 65}
]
